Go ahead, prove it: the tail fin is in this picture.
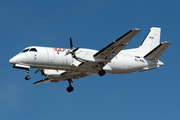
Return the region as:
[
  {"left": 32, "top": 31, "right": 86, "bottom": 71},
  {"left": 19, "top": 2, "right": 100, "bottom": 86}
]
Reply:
[
  {"left": 139, "top": 27, "right": 161, "bottom": 56},
  {"left": 144, "top": 42, "right": 170, "bottom": 60}
]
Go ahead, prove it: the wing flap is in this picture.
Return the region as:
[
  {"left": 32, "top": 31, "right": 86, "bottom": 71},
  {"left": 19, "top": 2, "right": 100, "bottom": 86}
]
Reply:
[
  {"left": 93, "top": 29, "right": 141, "bottom": 60},
  {"left": 144, "top": 42, "right": 170, "bottom": 60}
]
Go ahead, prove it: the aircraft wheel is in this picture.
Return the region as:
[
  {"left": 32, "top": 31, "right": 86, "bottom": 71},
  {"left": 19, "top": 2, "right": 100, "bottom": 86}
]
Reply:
[
  {"left": 98, "top": 70, "right": 106, "bottom": 76},
  {"left": 67, "top": 86, "right": 74, "bottom": 92},
  {"left": 25, "top": 75, "right": 31, "bottom": 80}
]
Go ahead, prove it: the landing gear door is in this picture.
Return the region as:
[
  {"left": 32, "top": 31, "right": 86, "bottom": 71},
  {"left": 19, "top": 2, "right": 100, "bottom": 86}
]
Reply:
[{"left": 46, "top": 48, "right": 55, "bottom": 63}]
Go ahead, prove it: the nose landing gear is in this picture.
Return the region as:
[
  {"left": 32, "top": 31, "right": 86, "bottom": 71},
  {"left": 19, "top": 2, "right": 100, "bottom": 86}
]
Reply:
[
  {"left": 25, "top": 69, "right": 31, "bottom": 80},
  {"left": 67, "top": 79, "right": 74, "bottom": 92},
  {"left": 25, "top": 75, "right": 31, "bottom": 80}
]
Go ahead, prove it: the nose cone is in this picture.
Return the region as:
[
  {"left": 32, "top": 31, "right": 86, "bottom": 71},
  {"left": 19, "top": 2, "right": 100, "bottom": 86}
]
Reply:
[{"left": 9, "top": 56, "right": 18, "bottom": 64}]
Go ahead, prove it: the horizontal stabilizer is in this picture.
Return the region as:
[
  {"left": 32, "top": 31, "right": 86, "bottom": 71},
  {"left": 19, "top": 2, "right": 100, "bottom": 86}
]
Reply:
[
  {"left": 33, "top": 78, "right": 51, "bottom": 84},
  {"left": 144, "top": 42, "right": 170, "bottom": 60}
]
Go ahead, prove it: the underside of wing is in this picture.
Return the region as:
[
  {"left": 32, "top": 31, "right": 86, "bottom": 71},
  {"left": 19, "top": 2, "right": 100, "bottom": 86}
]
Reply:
[{"left": 94, "top": 29, "right": 141, "bottom": 60}]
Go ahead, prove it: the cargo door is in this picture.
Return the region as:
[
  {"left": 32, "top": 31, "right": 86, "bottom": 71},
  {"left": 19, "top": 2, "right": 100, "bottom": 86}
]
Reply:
[{"left": 46, "top": 48, "right": 55, "bottom": 63}]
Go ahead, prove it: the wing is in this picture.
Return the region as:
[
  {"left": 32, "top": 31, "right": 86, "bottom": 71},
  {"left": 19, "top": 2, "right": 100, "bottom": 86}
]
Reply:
[
  {"left": 94, "top": 29, "right": 141, "bottom": 60},
  {"left": 144, "top": 42, "right": 170, "bottom": 60}
]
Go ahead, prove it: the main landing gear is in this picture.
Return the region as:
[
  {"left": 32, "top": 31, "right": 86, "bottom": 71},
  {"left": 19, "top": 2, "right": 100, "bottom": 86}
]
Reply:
[
  {"left": 67, "top": 79, "right": 74, "bottom": 92},
  {"left": 98, "top": 62, "right": 106, "bottom": 76},
  {"left": 98, "top": 69, "right": 106, "bottom": 76},
  {"left": 25, "top": 69, "right": 31, "bottom": 80}
]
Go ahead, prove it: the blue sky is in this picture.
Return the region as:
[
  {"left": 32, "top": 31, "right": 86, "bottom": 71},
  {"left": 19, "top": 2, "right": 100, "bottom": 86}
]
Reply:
[{"left": 0, "top": 0, "right": 179, "bottom": 120}]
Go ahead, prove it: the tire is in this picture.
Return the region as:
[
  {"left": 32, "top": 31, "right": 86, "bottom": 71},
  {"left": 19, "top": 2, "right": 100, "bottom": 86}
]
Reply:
[
  {"left": 98, "top": 70, "right": 106, "bottom": 76},
  {"left": 25, "top": 75, "right": 31, "bottom": 80},
  {"left": 67, "top": 86, "right": 74, "bottom": 92}
]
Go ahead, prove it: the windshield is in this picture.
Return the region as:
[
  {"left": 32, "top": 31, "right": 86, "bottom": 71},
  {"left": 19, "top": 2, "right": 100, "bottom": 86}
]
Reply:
[
  {"left": 21, "top": 49, "right": 29, "bottom": 53},
  {"left": 29, "top": 48, "right": 37, "bottom": 52}
]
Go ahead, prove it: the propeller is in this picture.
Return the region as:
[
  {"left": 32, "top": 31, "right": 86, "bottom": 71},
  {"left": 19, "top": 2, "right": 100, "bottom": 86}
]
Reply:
[
  {"left": 66, "top": 37, "right": 79, "bottom": 58},
  {"left": 70, "top": 37, "right": 73, "bottom": 49}
]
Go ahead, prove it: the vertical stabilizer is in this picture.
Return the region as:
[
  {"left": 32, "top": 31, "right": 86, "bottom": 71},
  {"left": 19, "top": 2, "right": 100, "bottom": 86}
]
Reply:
[{"left": 139, "top": 27, "right": 161, "bottom": 56}]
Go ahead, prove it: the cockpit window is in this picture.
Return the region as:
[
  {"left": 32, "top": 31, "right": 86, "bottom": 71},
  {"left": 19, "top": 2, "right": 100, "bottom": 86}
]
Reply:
[
  {"left": 29, "top": 48, "right": 38, "bottom": 52},
  {"left": 21, "top": 49, "right": 29, "bottom": 53}
]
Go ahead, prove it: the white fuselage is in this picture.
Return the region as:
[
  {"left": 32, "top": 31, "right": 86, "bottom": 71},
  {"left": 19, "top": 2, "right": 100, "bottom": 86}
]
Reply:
[{"left": 9, "top": 46, "right": 163, "bottom": 75}]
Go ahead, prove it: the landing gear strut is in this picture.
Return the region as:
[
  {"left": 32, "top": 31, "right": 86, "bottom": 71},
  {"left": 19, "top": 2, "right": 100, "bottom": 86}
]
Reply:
[
  {"left": 25, "top": 69, "right": 31, "bottom": 80},
  {"left": 67, "top": 79, "right": 74, "bottom": 92},
  {"left": 98, "top": 62, "right": 106, "bottom": 76}
]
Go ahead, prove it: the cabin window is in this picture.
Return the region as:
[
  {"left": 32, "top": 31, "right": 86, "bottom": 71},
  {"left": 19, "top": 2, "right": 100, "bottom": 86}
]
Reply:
[
  {"left": 29, "top": 48, "right": 38, "bottom": 52},
  {"left": 21, "top": 49, "right": 29, "bottom": 53}
]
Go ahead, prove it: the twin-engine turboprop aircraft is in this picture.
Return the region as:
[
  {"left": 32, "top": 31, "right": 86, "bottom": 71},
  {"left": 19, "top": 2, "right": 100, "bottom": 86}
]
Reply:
[{"left": 9, "top": 27, "right": 170, "bottom": 92}]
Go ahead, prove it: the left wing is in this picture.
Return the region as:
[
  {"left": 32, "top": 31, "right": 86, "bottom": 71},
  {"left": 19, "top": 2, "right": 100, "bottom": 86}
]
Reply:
[{"left": 94, "top": 29, "right": 140, "bottom": 60}]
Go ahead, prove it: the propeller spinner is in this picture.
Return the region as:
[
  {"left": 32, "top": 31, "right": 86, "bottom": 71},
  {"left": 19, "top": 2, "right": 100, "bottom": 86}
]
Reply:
[{"left": 66, "top": 37, "right": 79, "bottom": 58}]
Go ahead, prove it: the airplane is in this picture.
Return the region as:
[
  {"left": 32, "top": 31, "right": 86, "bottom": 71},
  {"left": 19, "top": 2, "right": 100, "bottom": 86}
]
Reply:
[{"left": 9, "top": 27, "right": 170, "bottom": 92}]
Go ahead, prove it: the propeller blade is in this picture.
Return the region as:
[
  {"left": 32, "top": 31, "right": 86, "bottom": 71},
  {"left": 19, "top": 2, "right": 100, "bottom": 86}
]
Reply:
[
  {"left": 72, "top": 47, "right": 79, "bottom": 53},
  {"left": 67, "top": 37, "right": 79, "bottom": 59},
  {"left": 70, "top": 37, "right": 73, "bottom": 49}
]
